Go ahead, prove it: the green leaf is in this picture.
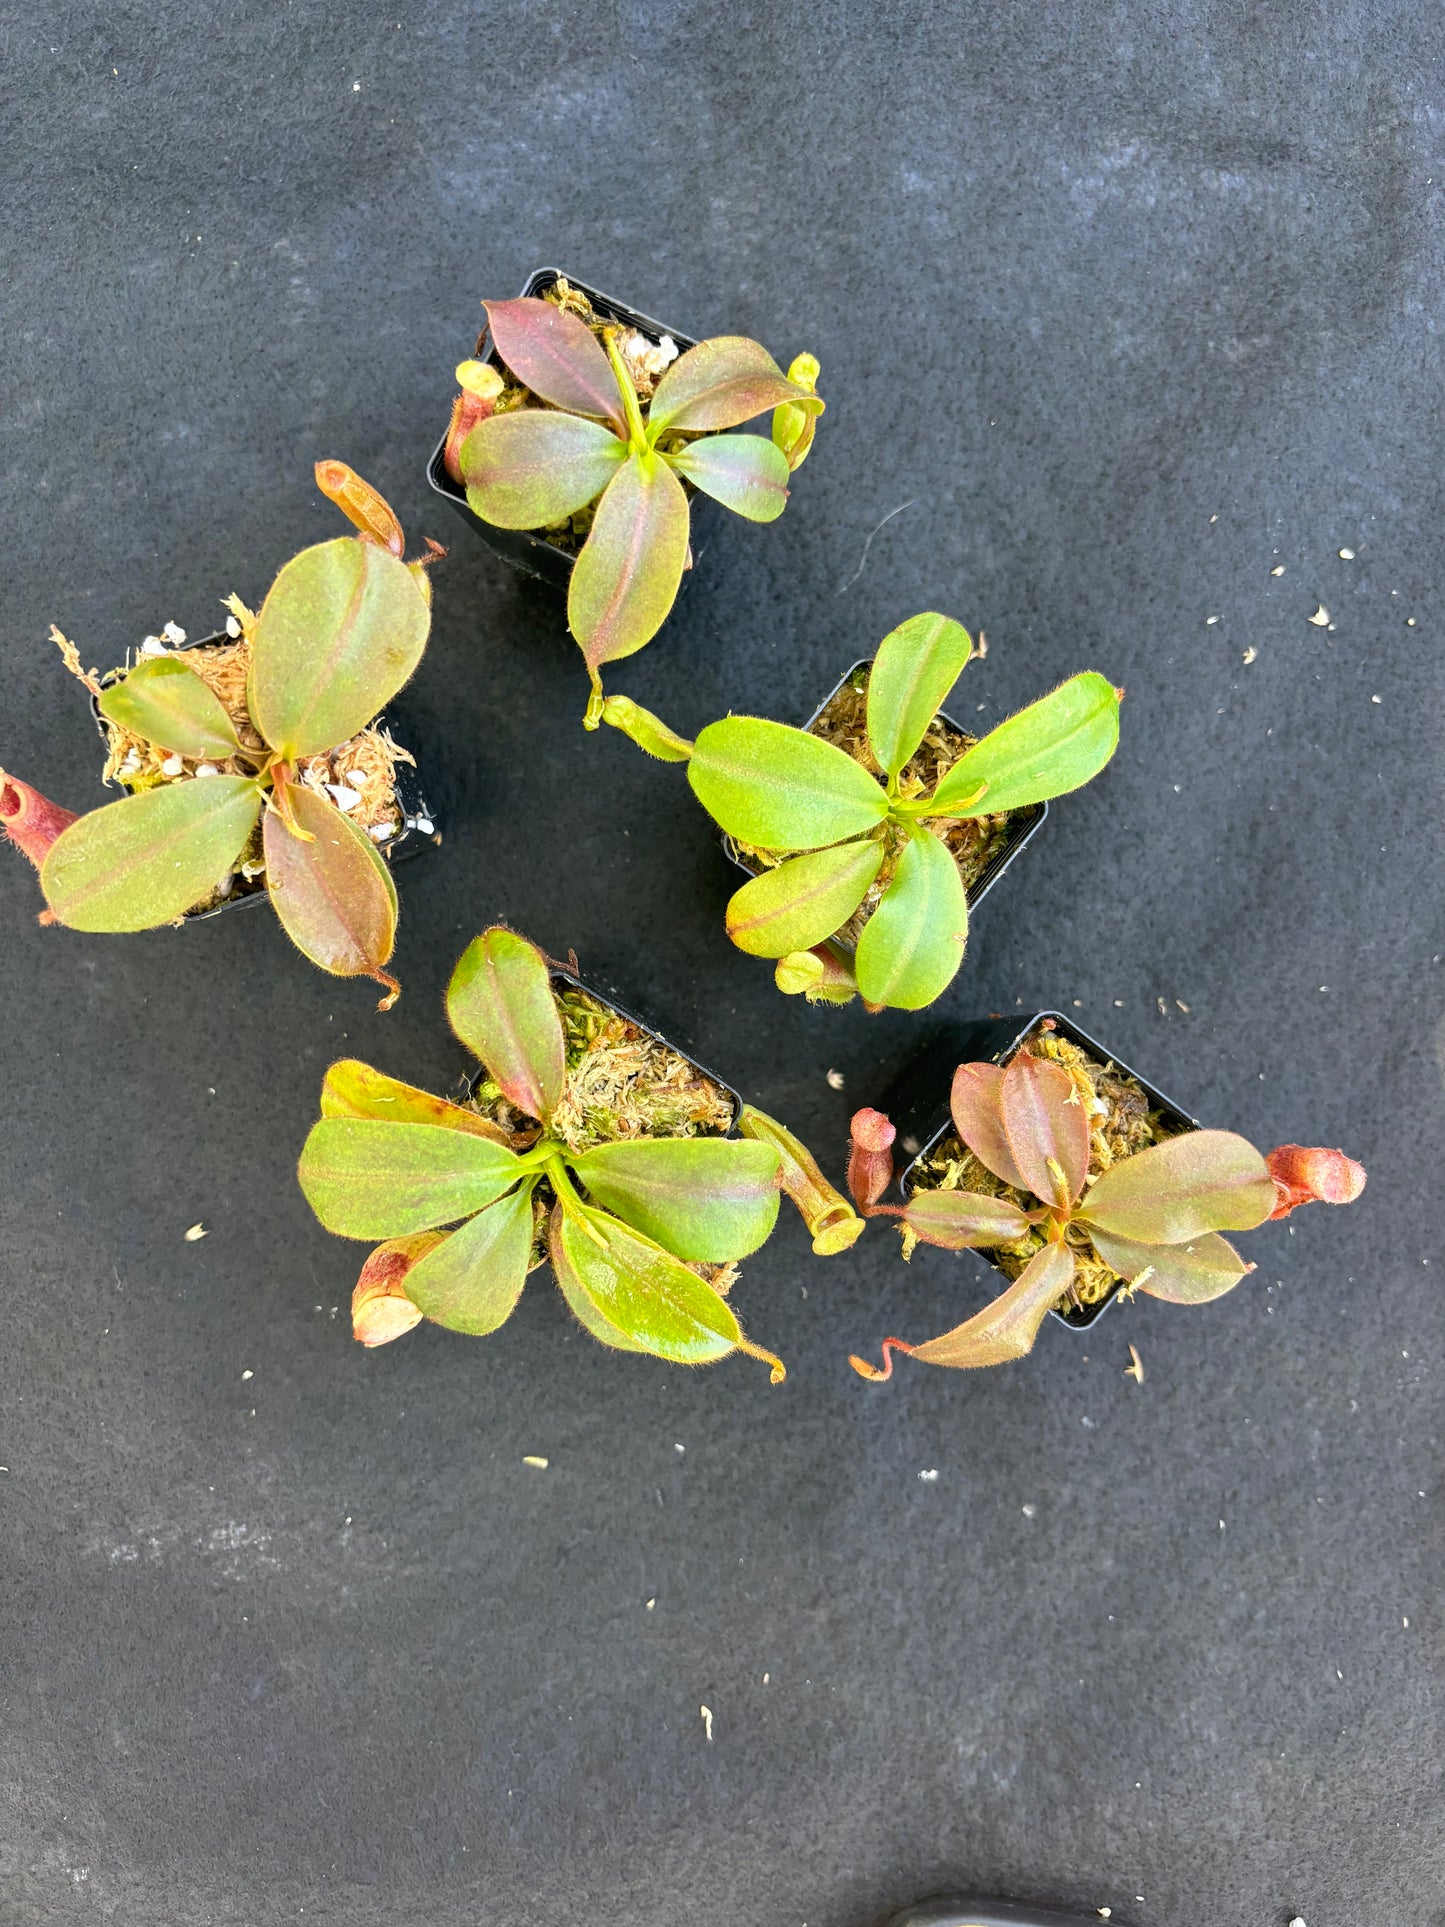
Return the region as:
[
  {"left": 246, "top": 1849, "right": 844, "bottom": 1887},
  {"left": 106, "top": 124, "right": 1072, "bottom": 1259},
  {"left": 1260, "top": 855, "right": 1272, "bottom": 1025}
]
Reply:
[
  {"left": 648, "top": 337, "right": 825, "bottom": 437},
  {"left": 262, "top": 782, "right": 399, "bottom": 1003},
  {"left": 297, "top": 1118, "right": 524, "bottom": 1238},
  {"left": 446, "top": 927, "right": 565, "bottom": 1123},
  {"left": 725, "top": 837, "right": 884, "bottom": 959},
  {"left": 459, "top": 411, "right": 627, "bottom": 529},
  {"left": 999, "top": 1050, "right": 1091, "bottom": 1207},
  {"left": 567, "top": 451, "right": 691, "bottom": 671},
  {"left": 400, "top": 1182, "right": 539, "bottom": 1335},
  {"left": 909, "top": 1239, "right": 1076, "bottom": 1369},
  {"left": 665, "top": 433, "right": 790, "bottom": 522},
  {"left": 482, "top": 297, "right": 625, "bottom": 427},
  {"left": 1077, "top": 1130, "right": 1276, "bottom": 1243},
  {"left": 1086, "top": 1225, "right": 1250, "bottom": 1305},
  {"left": 901, "top": 1189, "right": 1033, "bottom": 1250},
  {"left": 928, "top": 672, "right": 1120, "bottom": 817},
  {"left": 97, "top": 657, "right": 243, "bottom": 760},
  {"left": 853, "top": 825, "right": 967, "bottom": 1010},
  {"left": 949, "top": 1062, "right": 1028, "bottom": 1190},
  {"left": 772, "top": 352, "right": 821, "bottom": 470},
  {"left": 249, "top": 538, "right": 431, "bottom": 760},
  {"left": 599, "top": 695, "right": 695, "bottom": 762},
  {"left": 865, "top": 613, "right": 973, "bottom": 778},
  {"left": 546, "top": 1204, "right": 651, "bottom": 1353},
  {"left": 548, "top": 1203, "right": 763, "bottom": 1371},
  {"left": 320, "top": 1059, "right": 515, "bottom": 1144},
  {"left": 40, "top": 776, "right": 262, "bottom": 931},
  {"left": 687, "top": 717, "right": 889, "bottom": 847},
  {"left": 571, "top": 1138, "right": 782, "bottom": 1262}
]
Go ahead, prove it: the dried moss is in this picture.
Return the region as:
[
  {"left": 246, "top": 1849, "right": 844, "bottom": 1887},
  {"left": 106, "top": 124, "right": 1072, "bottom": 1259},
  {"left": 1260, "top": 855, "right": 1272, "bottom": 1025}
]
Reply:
[
  {"left": 906, "top": 1024, "right": 1192, "bottom": 1315},
  {"left": 732, "top": 664, "right": 1041, "bottom": 949},
  {"left": 467, "top": 986, "right": 739, "bottom": 1291},
  {"left": 93, "top": 633, "right": 410, "bottom": 914},
  {"left": 480, "top": 277, "right": 696, "bottom": 553}
]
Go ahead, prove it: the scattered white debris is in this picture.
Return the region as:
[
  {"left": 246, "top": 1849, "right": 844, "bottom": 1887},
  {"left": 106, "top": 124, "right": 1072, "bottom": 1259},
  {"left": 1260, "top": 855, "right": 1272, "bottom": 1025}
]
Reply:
[
  {"left": 675, "top": 1443, "right": 685, "bottom": 1454},
  {"left": 1205, "top": 614, "right": 1219, "bottom": 626},
  {"left": 1125, "top": 1345, "right": 1144, "bottom": 1384},
  {"left": 1308, "top": 605, "right": 1330, "bottom": 626},
  {"left": 195, "top": 763, "right": 219, "bottom": 778},
  {"left": 1097, "top": 1911, "right": 1112, "bottom": 1921},
  {"left": 225, "top": 614, "right": 242, "bottom": 638},
  {"left": 1022, "top": 1503, "right": 1037, "bottom": 1518},
  {"left": 325, "top": 783, "right": 362, "bottom": 812},
  {"left": 1175, "top": 999, "right": 1191, "bottom": 1013},
  {"left": 522, "top": 1455, "right": 549, "bottom": 1470},
  {"left": 241, "top": 1369, "right": 253, "bottom": 1381},
  {"left": 700, "top": 1704, "right": 714, "bottom": 1742},
  {"left": 918, "top": 1468, "right": 938, "bottom": 1483},
  {"left": 161, "top": 753, "right": 184, "bottom": 776},
  {"left": 140, "top": 634, "right": 168, "bottom": 656},
  {"left": 1339, "top": 548, "right": 1355, "bottom": 560},
  {"left": 1406, "top": 617, "right": 1417, "bottom": 627},
  {"left": 369, "top": 824, "right": 390, "bottom": 841},
  {"left": 162, "top": 621, "right": 187, "bottom": 645},
  {"left": 1371, "top": 695, "right": 1382, "bottom": 704},
  {"left": 1288, "top": 1917, "right": 1307, "bottom": 1927},
  {"left": 184, "top": 1223, "right": 207, "bottom": 1242},
  {"left": 826, "top": 1068, "right": 845, "bottom": 1090},
  {"left": 1242, "top": 646, "right": 1258, "bottom": 665},
  {"left": 342, "top": 768, "right": 370, "bottom": 787},
  {"left": 414, "top": 816, "right": 435, "bottom": 836},
  {"left": 1271, "top": 565, "right": 1285, "bottom": 576},
  {"left": 1404, "top": 1616, "right": 1409, "bottom": 1628},
  {"left": 645, "top": 1597, "right": 656, "bottom": 1611},
  {"left": 1113, "top": 999, "right": 1124, "bottom": 1007}
]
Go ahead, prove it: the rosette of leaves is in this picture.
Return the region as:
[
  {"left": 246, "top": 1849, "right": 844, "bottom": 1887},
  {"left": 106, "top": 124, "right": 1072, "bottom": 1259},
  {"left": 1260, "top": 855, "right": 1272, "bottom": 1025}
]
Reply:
[
  {"left": 0, "top": 465, "right": 438, "bottom": 1008},
  {"left": 614, "top": 612, "right": 1120, "bottom": 1011},
  {"left": 297, "top": 926, "right": 817, "bottom": 1378},
  {"left": 454, "top": 297, "right": 823, "bottom": 700},
  {"left": 844, "top": 1050, "right": 1366, "bottom": 1375}
]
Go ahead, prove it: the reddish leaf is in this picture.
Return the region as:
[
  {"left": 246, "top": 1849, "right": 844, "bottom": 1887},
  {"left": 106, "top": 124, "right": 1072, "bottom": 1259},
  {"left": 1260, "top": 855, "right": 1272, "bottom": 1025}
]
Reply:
[
  {"left": 1000, "top": 1051, "right": 1090, "bottom": 1207},
  {"left": 567, "top": 451, "right": 691, "bottom": 670},
  {"left": 263, "top": 781, "right": 400, "bottom": 1008},
  {"left": 460, "top": 410, "right": 627, "bottom": 529},
  {"left": 1265, "top": 1144, "right": 1367, "bottom": 1220},
  {"left": 1077, "top": 1130, "right": 1276, "bottom": 1242},
  {"left": 351, "top": 1233, "right": 442, "bottom": 1346},
  {"left": 482, "top": 297, "right": 624, "bottom": 427},
  {"left": 648, "top": 337, "right": 825, "bottom": 436},
  {"left": 446, "top": 926, "right": 566, "bottom": 1123},
  {"left": 949, "top": 1062, "right": 1028, "bottom": 1190},
  {"left": 900, "top": 1189, "right": 1033, "bottom": 1250},
  {"left": 665, "top": 433, "right": 790, "bottom": 522},
  {"left": 908, "top": 1239, "right": 1077, "bottom": 1369},
  {"left": 0, "top": 771, "right": 78, "bottom": 870},
  {"left": 1086, "top": 1224, "right": 1251, "bottom": 1305}
]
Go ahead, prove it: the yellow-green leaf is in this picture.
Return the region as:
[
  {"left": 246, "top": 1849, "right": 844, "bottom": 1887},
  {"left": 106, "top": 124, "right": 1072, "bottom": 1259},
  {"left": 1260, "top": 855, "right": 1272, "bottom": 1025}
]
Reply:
[
  {"left": 297, "top": 1118, "right": 524, "bottom": 1238},
  {"left": 446, "top": 926, "right": 565, "bottom": 1123},
  {"left": 40, "top": 776, "right": 262, "bottom": 930},
  {"left": 548, "top": 1203, "right": 749, "bottom": 1369},
  {"left": 249, "top": 538, "right": 430, "bottom": 759},
  {"left": 320, "top": 1059, "right": 514, "bottom": 1143},
  {"left": 571, "top": 1138, "right": 781, "bottom": 1261},
  {"left": 725, "top": 837, "right": 884, "bottom": 958},
  {"left": 400, "top": 1182, "right": 539, "bottom": 1334},
  {"left": 97, "top": 657, "right": 243, "bottom": 759},
  {"left": 1086, "top": 1225, "right": 1250, "bottom": 1304},
  {"left": 928, "top": 672, "right": 1120, "bottom": 817},
  {"left": 648, "top": 337, "right": 825, "bottom": 437},
  {"left": 688, "top": 717, "right": 889, "bottom": 848},
  {"left": 865, "top": 613, "right": 973, "bottom": 778},
  {"left": 665, "top": 433, "right": 790, "bottom": 522},
  {"left": 853, "top": 826, "right": 967, "bottom": 1010}
]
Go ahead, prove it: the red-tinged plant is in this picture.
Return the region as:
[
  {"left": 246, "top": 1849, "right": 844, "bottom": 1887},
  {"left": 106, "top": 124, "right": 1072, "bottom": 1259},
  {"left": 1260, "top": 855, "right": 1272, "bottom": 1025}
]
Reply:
[
  {"left": 844, "top": 1051, "right": 1366, "bottom": 1375},
  {"left": 450, "top": 292, "right": 823, "bottom": 705},
  {"left": 1, "top": 464, "right": 441, "bottom": 1007},
  {"left": 297, "top": 926, "right": 862, "bottom": 1375}
]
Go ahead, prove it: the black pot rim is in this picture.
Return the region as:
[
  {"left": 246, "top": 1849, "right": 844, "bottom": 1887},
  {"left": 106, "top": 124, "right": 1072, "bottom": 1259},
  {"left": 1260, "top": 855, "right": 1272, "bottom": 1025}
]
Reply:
[
  {"left": 426, "top": 266, "right": 709, "bottom": 584},
  {"left": 88, "top": 630, "right": 436, "bottom": 925},
  {"left": 462, "top": 960, "right": 743, "bottom": 1137},
  {"left": 723, "top": 655, "right": 1049, "bottom": 952},
  {"left": 898, "top": 1008, "right": 1199, "bottom": 1332}
]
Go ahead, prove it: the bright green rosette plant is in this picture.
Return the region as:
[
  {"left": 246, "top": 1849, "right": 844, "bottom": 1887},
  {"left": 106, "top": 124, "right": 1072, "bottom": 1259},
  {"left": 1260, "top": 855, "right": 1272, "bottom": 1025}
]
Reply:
[
  {"left": 453, "top": 295, "right": 823, "bottom": 708},
  {"left": 0, "top": 464, "right": 439, "bottom": 1007},
  {"left": 298, "top": 926, "right": 862, "bottom": 1376},
  {"left": 602, "top": 612, "right": 1122, "bottom": 1012}
]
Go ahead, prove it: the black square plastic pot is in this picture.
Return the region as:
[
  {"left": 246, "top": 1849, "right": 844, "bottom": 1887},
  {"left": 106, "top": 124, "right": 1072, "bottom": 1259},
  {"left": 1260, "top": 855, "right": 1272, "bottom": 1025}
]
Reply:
[
  {"left": 723, "top": 657, "right": 1048, "bottom": 970},
  {"left": 887, "top": 1008, "right": 1198, "bottom": 1333},
  {"left": 426, "top": 266, "right": 716, "bottom": 593},
  {"left": 89, "top": 632, "right": 437, "bottom": 926},
  {"left": 464, "top": 960, "right": 744, "bottom": 1134}
]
